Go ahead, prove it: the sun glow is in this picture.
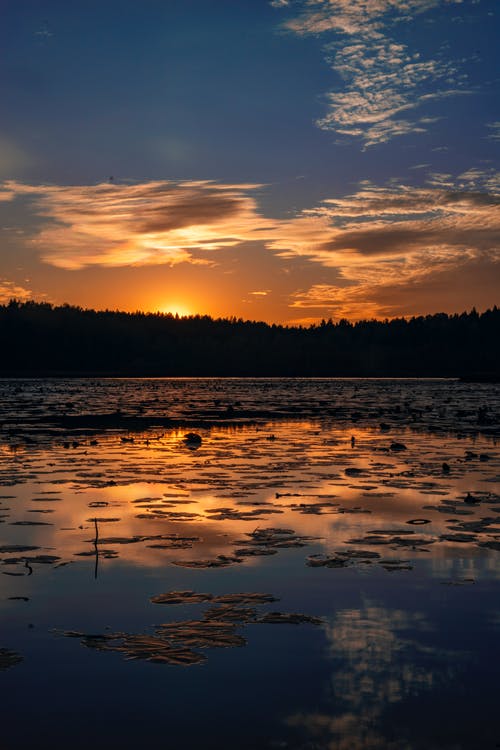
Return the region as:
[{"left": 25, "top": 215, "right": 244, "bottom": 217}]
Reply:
[{"left": 158, "top": 302, "right": 192, "bottom": 317}]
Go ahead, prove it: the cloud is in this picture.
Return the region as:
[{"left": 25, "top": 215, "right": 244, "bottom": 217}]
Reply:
[
  {"left": 274, "top": 0, "right": 470, "bottom": 147},
  {"left": 1, "top": 180, "right": 274, "bottom": 270},
  {"left": 0, "top": 279, "right": 33, "bottom": 304},
  {"left": 486, "top": 122, "right": 500, "bottom": 141},
  {"left": 34, "top": 21, "right": 54, "bottom": 40},
  {"left": 283, "top": 1, "right": 462, "bottom": 37},
  {"left": 284, "top": 172, "right": 500, "bottom": 317},
  {"left": 2, "top": 173, "right": 498, "bottom": 319},
  {"left": 286, "top": 603, "right": 463, "bottom": 750}
]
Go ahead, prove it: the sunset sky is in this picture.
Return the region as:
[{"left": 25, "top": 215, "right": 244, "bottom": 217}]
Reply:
[{"left": 1, "top": 0, "right": 498, "bottom": 323}]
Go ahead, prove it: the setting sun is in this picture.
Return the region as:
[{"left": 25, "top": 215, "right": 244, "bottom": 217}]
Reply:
[{"left": 157, "top": 302, "right": 192, "bottom": 317}]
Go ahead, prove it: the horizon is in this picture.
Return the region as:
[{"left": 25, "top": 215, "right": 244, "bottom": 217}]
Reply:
[
  {"left": 0, "top": 1, "right": 498, "bottom": 323},
  {"left": 3, "top": 297, "right": 497, "bottom": 327}
]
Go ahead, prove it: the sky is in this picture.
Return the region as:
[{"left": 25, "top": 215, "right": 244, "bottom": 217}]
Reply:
[{"left": 0, "top": 0, "right": 498, "bottom": 323}]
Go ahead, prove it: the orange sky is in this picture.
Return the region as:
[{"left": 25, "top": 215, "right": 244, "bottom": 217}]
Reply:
[
  {"left": 0, "top": 1, "right": 498, "bottom": 323},
  {"left": 1, "top": 177, "right": 499, "bottom": 323}
]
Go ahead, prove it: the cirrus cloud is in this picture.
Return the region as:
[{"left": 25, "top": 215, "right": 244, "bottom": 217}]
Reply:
[
  {"left": 274, "top": 0, "right": 472, "bottom": 147},
  {"left": 0, "top": 279, "right": 33, "bottom": 304},
  {"left": 1, "top": 172, "right": 498, "bottom": 319},
  {"left": 1, "top": 180, "right": 272, "bottom": 270}
]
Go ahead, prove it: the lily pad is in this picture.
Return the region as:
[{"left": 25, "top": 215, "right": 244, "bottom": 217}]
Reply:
[{"left": 0, "top": 648, "right": 23, "bottom": 671}]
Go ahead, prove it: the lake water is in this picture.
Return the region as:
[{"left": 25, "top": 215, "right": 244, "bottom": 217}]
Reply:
[{"left": 1, "top": 379, "right": 499, "bottom": 750}]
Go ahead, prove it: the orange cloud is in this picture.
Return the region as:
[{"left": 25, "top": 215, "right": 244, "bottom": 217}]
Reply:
[
  {"left": 2, "top": 180, "right": 273, "bottom": 270},
  {"left": 2, "top": 173, "right": 499, "bottom": 320},
  {"left": 0, "top": 279, "right": 33, "bottom": 303}
]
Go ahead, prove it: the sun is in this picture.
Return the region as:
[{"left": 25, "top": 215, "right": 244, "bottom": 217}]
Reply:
[{"left": 158, "top": 302, "right": 192, "bottom": 317}]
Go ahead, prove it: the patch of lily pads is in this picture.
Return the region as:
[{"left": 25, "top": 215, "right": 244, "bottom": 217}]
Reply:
[{"left": 59, "top": 590, "right": 323, "bottom": 666}]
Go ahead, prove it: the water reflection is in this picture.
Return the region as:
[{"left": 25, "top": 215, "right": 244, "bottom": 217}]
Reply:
[
  {"left": 0, "top": 421, "right": 499, "bottom": 578},
  {"left": 0, "top": 386, "right": 499, "bottom": 749},
  {"left": 287, "top": 604, "right": 460, "bottom": 750}
]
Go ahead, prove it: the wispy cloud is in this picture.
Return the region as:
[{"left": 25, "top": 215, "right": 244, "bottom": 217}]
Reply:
[
  {"left": 486, "top": 121, "right": 500, "bottom": 141},
  {"left": 34, "top": 21, "right": 54, "bottom": 40},
  {"left": 285, "top": 170, "right": 500, "bottom": 317},
  {"left": 1, "top": 180, "right": 273, "bottom": 270},
  {"left": 0, "top": 279, "right": 33, "bottom": 304},
  {"left": 275, "top": 0, "right": 470, "bottom": 147},
  {"left": 287, "top": 603, "right": 460, "bottom": 750},
  {"left": 2, "top": 173, "right": 498, "bottom": 319}
]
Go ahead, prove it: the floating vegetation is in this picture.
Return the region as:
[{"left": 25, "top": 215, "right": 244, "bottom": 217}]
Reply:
[
  {"left": 147, "top": 540, "right": 195, "bottom": 549},
  {"left": 205, "top": 507, "right": 282, "bottom": 521},
  {"left": 70, "top": 632, "right": 207, "bottom": 666},
  {"left": 60, "top": 589, "right": 319, "bottom": 666},
  {"left": 203, "top": 605, "right": 257, "bottom": 623},
  {"left": 236, "top": 527, "right": 319, "bottom": 551},
  {"left": 5, "top": 555, "right": 60, "bottom": 565},
  {"left": 440, "top": 533, "right": 478, "bottom": 544},
  {"left": 0, "top": 545, "right": 40, "bottom": 554},
  {"left": 1, "top": 375, "right": 500, "bottom": 750},
  {"left": 288, "top": 501, "right": 339, "bottom": 515},
  {"left": 94, "top": 536, "right": 145, "bottom": 545},
  {"left": 28, "top": 509, "right": 55, "bottom": 514},
  {"left": 346, "top": 529, "right": 434, "bottom": 546},
  {"left": 85, "top": 517, "right": 121, "bottom": 523},
  {"left": 184, "top": 432, "right": 202, "bottom": 447},
  {"left": 257, "top": 612, "right": 323, "bottom": 625},
  {"left": 464, "top": 492, "right": 481, "bottom": 504},
  {"left": 233, "top": 547, "right": 278, "bottom": 557},
  {"left": 151, "top": 591, "right": 214, "bottom": 605},
  {"left": 135, "top": 510, "right": 201, "bottom": 521},
  {"left": 345, "top": 468, "right": 365, "bottom": 477},
  {"left": 378, "top": 560, "right": 414, "bottom": 571},
  {"left": 0, "top": 648, "right": 23, "bottom": 671},
  {"left": 156, "top": 620, "right": 246, "bottom": 649},
  {"left": 151, "top": 591, "right": 277, "bottom": 606},
  {"left": 307, "top": 554, "right": 349, "bottom": 568},
  {"left": 214, "top": 592, "right": 278, "bottom": 605},
  {"left": 422, "top": 503, "right": 473, "bottom": 516},
  {"left": 478, "top": 541, "right": 500, "bottom": 552},
  {"left": 446, "top": 517, "right": 500, "bottom": 533},
  {"left": 441, "top": 578, "right": 475, "bottom": 586},
  {"left": 172, "top": 555, "right": 243, "bottom": 569},
  {"left": 74, "top": 549, "right": 118, "bottom": 559},
  {"left": 307, "top": 549, "right": 381, "bottom": 568},
  {"left": 390, "top": 442, "right": 408, "bottom": 452}
]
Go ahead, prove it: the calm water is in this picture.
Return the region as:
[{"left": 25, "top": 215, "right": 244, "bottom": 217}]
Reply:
[{"left": 1, "top": 379, "right": 499, "bottom": 750}]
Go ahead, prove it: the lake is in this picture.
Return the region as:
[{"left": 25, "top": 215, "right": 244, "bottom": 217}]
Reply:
[{"left": 1, "top": 378, "right": 499, "bottom": 749}]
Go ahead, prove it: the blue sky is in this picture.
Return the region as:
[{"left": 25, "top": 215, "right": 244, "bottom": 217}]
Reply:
[{"left": 0, "top": 0, "right": 498, "bottom": 321}]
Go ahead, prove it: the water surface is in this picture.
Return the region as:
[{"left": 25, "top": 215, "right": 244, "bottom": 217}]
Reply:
[{"left": 1, "top": 379, "right": 499, "bottom": 749}]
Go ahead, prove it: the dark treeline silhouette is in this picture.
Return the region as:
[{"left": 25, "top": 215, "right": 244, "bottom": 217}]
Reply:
[{"left": 0, "top": 300, "right": 499, "bottom": 377}]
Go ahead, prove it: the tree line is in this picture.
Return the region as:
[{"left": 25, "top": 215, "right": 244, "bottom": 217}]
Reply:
[{"left": 0, "top": 300, "right": 498, "bottom": 377}]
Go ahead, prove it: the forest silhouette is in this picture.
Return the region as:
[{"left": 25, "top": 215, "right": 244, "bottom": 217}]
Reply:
[{"left": 1, "top": 300, "right": 498, "bottom": 378}]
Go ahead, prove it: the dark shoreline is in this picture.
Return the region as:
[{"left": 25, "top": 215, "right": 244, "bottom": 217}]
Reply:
[
  {"left": 1, "top": 371, "right": 495, "bottom": 380},
  {"left": 1, "top": 302, "right": 499, "bottom": 380}
]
